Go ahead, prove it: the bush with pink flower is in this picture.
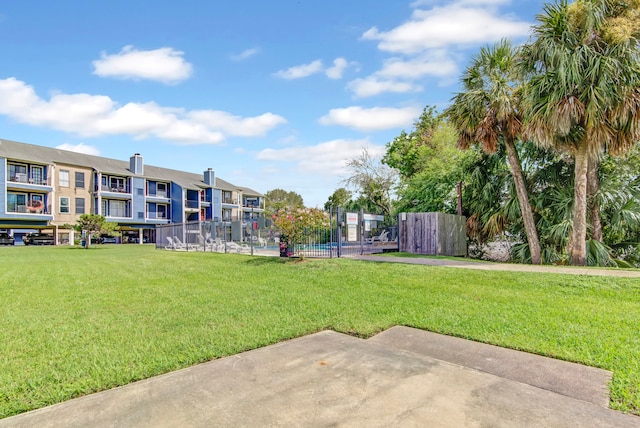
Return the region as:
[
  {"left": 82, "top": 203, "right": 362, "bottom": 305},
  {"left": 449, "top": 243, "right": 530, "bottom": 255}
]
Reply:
[{"left": 271, "top": 207, "right": 329, "bottom": 256}]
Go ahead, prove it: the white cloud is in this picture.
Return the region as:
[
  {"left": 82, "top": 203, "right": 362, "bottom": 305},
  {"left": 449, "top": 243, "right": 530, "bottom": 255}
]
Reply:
[
  {"left": 56, "top": 143, "right": 101, "bottom": 156},
  {"left": 187, "top": 110, "right": 287, "bottom": 137},
  {"left": 92, "top": 45, "right": 193, "bottom": 84},
  {"left": 351, "top": 1, "right": 528, "bottom": 97},
  {"left": 0, "top": 77, "right": 286, "bottom": 145},
  {"left": 274, "top": 58, "right": 355, "bottom": 80},
  {"left": 376, "top": 53, "right": 458, "bottom": 79},
  {"left": 325, "top": 58, "right": 350, "bottom": 79},
  {"left": 231, "top": 48, "right": 259, "bottom": 61},
  {"left": 346, "top": 53, "right": 457, "bottom": 97},
  {"left": 273, "top": 60, "right": 324, "bottom": 79},
  {"left": 362, "top": 2, "right": 531, "bottom": 54},
  {"left": 257, "top": 139, "right": 385, "bottom": 175},
  {"left": 347, "top": 77, "right": 423, "bottom": 98},
  {"left": 319, "top": 106, "right": 420, "bottom": 132}
]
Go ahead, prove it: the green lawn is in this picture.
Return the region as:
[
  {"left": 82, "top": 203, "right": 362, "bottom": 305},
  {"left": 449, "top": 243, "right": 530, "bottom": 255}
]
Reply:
[{"left": 1, "top": 245, "right": 639, "bottom": 417}]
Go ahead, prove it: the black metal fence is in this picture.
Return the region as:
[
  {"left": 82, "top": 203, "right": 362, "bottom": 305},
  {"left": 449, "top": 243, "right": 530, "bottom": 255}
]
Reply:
[
  {"left": 156, "top": 208, "right": 398, "bottom": 258},
  {"left": 155, "top": 220, "right": 279, "bottom": 255}
]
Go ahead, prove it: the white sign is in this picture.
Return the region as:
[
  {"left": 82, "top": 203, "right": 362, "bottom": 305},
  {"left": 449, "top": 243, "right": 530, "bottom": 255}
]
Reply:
[
  {"left": 347, "top": 225, "right": 358, "bottom": 242},
  {"left": 346, "top": 212, "right": 359, "bottom": 225}
]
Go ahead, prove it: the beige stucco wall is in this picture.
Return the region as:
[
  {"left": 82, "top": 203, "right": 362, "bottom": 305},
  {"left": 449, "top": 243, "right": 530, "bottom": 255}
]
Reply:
[{"left": 51, "top": 164, "right": 94, "bottom": 227}]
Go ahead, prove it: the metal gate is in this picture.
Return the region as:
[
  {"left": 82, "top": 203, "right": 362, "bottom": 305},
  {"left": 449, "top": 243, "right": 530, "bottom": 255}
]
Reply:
[{"left": 287, "top": 207, "right": 396, "bottom": 258}]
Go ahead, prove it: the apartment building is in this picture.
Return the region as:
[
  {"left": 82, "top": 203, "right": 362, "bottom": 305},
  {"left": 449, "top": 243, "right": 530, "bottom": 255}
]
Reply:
[{"left": 0, "top": 138, "right": 265, "bottom": 244}]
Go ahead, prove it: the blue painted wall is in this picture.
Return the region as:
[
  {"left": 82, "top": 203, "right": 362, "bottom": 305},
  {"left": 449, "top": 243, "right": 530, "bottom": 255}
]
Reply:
[
  {"left": 171, "top": 182, "right": 183, "bottom": 223},
  {"left": 212, "top": 188, "right": 221, "bottom": 221},
  {"left": 132, "top": 177, "right": 146, "bottom": 221}
]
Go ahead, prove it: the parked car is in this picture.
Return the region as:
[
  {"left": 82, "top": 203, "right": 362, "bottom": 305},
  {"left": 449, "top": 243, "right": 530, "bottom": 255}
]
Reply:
[
  {"left": 0, "top": 232, "right": 15, "bottom": 245},
  {"left": 23, "top": 233, "right": 55, "bottom": 246},
  {"left": 101, "top": 236, "right": 118, "bottom": 244}
]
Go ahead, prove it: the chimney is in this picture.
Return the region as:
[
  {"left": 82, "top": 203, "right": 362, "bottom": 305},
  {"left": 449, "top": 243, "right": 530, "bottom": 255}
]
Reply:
[
  {"left": 204, "top": 168, "right": 216, "bottom": 186},
  {"left": 130, "top": 153, "right": 143, "bottom": 175}
]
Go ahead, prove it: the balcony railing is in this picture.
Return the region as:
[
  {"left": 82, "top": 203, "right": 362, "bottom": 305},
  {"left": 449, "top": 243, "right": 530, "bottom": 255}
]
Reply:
[
  {"left": 8, "top": 204, "right": 50, "bottom": 214},
  {"left": 148, "top": 191, "right": 169, "bottom": 198},
  {"left": 185, "top": 200, "right": 199, "bottom": 209},
  {"left": 148, "top": 211, "right": 168, "bottom": 220},
  {"left": 100, "top": 184, "right": 129, "bottom": 193},
  {"left": 8, "top": 174, "right": 51, "bottom": 185}
]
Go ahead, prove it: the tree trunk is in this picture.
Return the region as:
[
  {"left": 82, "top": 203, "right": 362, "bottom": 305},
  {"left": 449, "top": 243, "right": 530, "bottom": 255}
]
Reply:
[
  {"left": 572, "top": 143, "right": 589, "bottom": 266},
  {"left": 504, "top": 139, "right": 541, "bottom": 264},
  {"left": 587, "top": 157, "right": 602, "bottom": 242},
  {"left": 456, "top": 181, "right": 463, "bottom": 216}
]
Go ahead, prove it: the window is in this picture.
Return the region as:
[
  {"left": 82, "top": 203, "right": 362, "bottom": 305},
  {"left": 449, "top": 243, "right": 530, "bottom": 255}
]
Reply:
[
  {"left": 8, "top": 164, "right": 27, "bottom": 181},
  {"left": 111, "top": 200, "right": 126, "bottom": 217},
  {"left": 157, "top": 182, "right": 167, "bottom": 198},
  {"left": 59, "top": 170, "right": 70, "bottom": 187},
  {"left": 75, "top": 198, "right": 85, "bottom": 214},
  {"left": 60, "top": 197, "right": 70, "bottom": 213},
  {"left": 109, "top": 177, "right": 125, "bottom": 192},
  {"left": 157, "top": 205, "right": 167, "bottom": 219},
  {"left": 75, "top": 172, "right": 85, "bottom": 188},
  {"left": 103, "top": 200, "right": 127, "bottom": 217},
  {"left": 7, "top": 193, "right": 27, "bottom": 212},
  {"left": 31, "top": 166, "right": 44, "bottom": 184}
]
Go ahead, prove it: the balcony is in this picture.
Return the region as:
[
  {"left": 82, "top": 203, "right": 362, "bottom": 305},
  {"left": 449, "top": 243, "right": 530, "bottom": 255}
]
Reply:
[
  {"left": 7, "top": 175, "right": 52, "bottom": 192},
  {"left": 7, "top": 204, "right": 51, "bottom": 216},
  {"left": 147, "top": 211, "right": 170, "bottom": 223},
  {"left": 9, "top": 173, "right": 51, "bottom": 185},
  {"left": 185, "top": 200, "right": 199, "bottom": 212},
  {"left": 98, "top": 185, "right": 132, "bottom": 201},
  {"left": 146, "top": 191, "right": 171, "bottom": 203},
  {"left": 148, "top": 191, "right": 169, "bottom": 198},
  {"left": 100, "top": 184, "right": 129, "bottom": 193}
]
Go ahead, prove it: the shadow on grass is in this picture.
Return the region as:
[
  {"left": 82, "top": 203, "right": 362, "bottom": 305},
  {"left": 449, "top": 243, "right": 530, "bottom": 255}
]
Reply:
[{"left": 242, "top": 256, "right": 289, "bottom": 266}]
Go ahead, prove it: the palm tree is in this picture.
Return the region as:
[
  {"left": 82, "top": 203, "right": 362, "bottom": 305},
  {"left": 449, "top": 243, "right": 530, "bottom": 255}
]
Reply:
[
  {"left": 520, "top": 0, "right": 640, "bottom": 265},
  {"left": 446, "top": 40, "right": 542, "bottom": 264}
]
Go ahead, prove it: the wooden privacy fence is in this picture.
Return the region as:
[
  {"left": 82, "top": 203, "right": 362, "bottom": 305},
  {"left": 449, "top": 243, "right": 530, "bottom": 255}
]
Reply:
[{"left": 398, "top": 212, "right": 467, "bottom": 256}]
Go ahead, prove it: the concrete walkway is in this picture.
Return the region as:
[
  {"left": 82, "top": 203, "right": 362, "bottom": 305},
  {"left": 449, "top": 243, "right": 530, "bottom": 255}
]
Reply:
[
  {"left": 2, "top": 327, "right": 638, "bottom": 427},
  {"left": 353, "top": 255, "right": 640, "bottom": 277}
]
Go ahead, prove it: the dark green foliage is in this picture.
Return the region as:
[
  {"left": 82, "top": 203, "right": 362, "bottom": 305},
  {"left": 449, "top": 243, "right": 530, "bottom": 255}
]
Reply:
[{"left": 265, "top": 188, "right": 304, "bottom": 214}]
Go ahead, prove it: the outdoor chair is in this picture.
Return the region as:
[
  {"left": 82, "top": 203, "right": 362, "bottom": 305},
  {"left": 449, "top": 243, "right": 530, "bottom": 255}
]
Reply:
[
  {"left": 372, "top": 230, "right": 389, "bottom": 243},
  {"left": 165, "top": 236, "right": 185, "bottom": 250},
  {"left": 226, "top": 242, "right": 251, "bottom": 254},
  {"left": 173, "top": 236, "right": 193, "bottom": 250}
]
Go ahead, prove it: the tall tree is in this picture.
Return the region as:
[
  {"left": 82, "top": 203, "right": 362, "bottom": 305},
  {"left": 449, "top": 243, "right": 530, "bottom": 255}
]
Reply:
[
  {"left": 383, "top": 106, "right": 442, "bottom": 180},
  {"left": 391, "top": 119, "right": 474, "bottom": 214},
  {"left": 324, "top": 187, "right": 353, "bottom": 211},
  {"left": 343, "top": 147, "right": 397, "bottom": 217},
  {"left": 446, "top": 39, "right": 542, "bottom": 264},
  {"left": 264, "top": 188, "right": 304, "bottom": 215},
  {"left": 520, "top": 0, "right": 640, "bottom": 265}
]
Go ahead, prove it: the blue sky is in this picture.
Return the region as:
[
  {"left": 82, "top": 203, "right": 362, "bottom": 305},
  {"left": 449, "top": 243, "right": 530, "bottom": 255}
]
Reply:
[{"left": 0, "top": 0, "right": 546, "bottom": 207}]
